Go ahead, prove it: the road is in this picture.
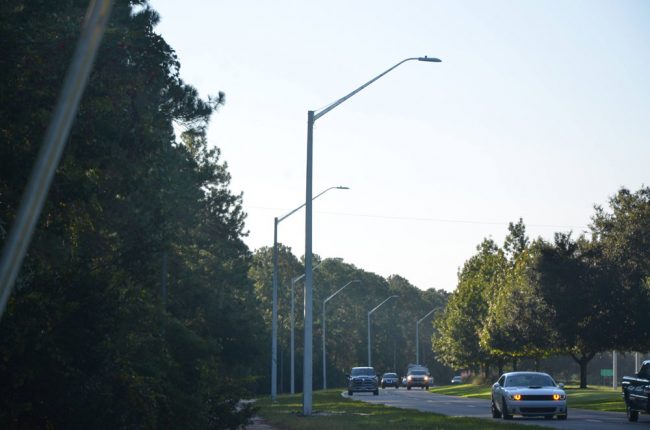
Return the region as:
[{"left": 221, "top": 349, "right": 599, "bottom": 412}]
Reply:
[{"left": 344, "top": 387, "right": 650, "bottom": 429}]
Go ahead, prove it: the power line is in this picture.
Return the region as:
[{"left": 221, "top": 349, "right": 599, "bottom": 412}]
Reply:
[{"left": 246, "top": 206, "right": 588, "bottom": 230}]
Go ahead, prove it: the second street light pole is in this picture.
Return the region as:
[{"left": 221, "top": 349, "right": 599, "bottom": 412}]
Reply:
[
  {"left": 322, "top": 280, "right": 360, "bottom": 390},
  {"left": 416, "top": 308, "right": 439, "bottom": 365},
  {"left": 367, "top": 295, "right": 399, "bottom": 367},
  {"left": 290, "top": 260, "right": 326, "bottom": 394},
  {"left": 271, "top": 187, "right": 348, "bottom": 400},
  {"left": 302, "top": 55, "right": 441, "bottom": 415}
]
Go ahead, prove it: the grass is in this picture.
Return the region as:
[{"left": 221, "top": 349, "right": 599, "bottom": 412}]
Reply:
[
  {"left": 256, "top": 389, "right": 549, "bottom": 430},
  {"left": 428, "top": 384, "right": 625, "bottom": 412}
]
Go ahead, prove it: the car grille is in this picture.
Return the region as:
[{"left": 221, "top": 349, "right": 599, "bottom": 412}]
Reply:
[
  {"left": 521, "top": 395, "right": 555, "bottom": 401},
  {"left": 351, "top": 378, "right": 376, "bottom": 390},
  {"left": 520, "top": 407, "right": 556, "bottom": 413}
]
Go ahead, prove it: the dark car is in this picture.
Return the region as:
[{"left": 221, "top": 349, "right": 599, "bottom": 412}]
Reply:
[
  {"left": 347, "top": 366, "right": 379, "bottom": 396},
  {"left": 381, "top": 372, "right": 399, "bottom": 389}
]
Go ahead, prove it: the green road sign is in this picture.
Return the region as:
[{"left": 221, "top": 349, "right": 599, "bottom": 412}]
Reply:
[{"left": 600, "top": 369, "right": 613, "bottom": 377}]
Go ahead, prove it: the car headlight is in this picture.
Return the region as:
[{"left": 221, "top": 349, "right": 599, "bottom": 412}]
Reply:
[
  {"left": 424, "top": 376, "right": 429, "bottom": 381},
  {"left": 407, "top": 376, "right": 412, "bottom": 381},
  {"left": 553, "top": 393, "right": 566, "bottom": 400},
  {"left": 512, "top": 394, "right": 522, "bottom": 401}
]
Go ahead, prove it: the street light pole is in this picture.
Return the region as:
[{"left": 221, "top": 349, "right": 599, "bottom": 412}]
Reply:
[
  {"left": 271, "top": 187, "right": 347, "bottom": 400},
  {"left": 416, "top": 308, "right": 439, "bottom": 365},
  {"left": 367, "top": 295, "right": 399, "bottom": 367},
  {"left": 303, "top": 56, "right": 440, "bottom": 415},
  {"left": 290, "top": 260, "right": 326, "bottom": 394},
  {"left": 322, "top": 280, "right": 360, "bottom": 390}
]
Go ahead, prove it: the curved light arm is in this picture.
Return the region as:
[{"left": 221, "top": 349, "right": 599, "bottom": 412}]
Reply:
[
  {"left": 368, "top": 295, "right": 399, "bottom": 316},
  {"left": 324, "top": 280, "right": 360, "bottom": 304},
  {"left": 314, "top": 56, "right": 441, "bottom": 121},
  {"left": 277, "top": 186, "right": 349, "bottom": 224},
  {"left": 417, "top": 307, "right": 441, "bottom": 325},
  {"left": 291, "top": 259, "right": 329, "bottom": 285}
]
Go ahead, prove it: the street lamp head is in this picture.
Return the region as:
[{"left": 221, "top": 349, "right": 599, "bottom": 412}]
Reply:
[
  {"left": 418, "top": 56, "right": 442, "bottom": 63},
  {"left": 336, "top": 186, "right": 350, "bottom": 190}
]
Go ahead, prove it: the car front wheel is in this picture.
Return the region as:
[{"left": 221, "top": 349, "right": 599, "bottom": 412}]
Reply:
[
  {"left": 627, "top": 405, "right": 638, "bottom": 422},
  {"left": 491, "top": 398, "right": 502, "bottom": 418},
  {"left": 501, "top": 399, "right": 512, "bottom": 420}
]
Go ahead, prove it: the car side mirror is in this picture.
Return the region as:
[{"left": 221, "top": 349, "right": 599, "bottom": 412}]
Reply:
[{"left": 558, "top": 383, "right": 565, "bottom": 389}]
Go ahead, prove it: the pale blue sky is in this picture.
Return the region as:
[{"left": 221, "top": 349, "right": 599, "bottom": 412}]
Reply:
[{"left": 151, "top": 0, "right": 649, "bottom": 291}]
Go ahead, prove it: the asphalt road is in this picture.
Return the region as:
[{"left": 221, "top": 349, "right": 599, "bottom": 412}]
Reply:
[{"left": 344, "top": 387, "right": 650, "bottom": 429}]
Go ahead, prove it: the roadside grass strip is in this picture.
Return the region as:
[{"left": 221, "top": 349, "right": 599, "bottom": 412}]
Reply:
[
  {"left": 428, "top": 384, "right": 624, "bottom": 412},
  {"left": 256, "top": 389, "right": 547, "bottom": 430}
]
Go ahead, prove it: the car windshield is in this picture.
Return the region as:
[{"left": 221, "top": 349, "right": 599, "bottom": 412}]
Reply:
[
  {"left": 410, "top": 370, "right": 426, "bottom": 375},
  {"left": 383, "top": 373, "right": 397, "bottom": 378},
  {"left": 351, "top": 368, "right": 375, "bottom": 376},
  {"left": 505, "top": 373, "right": 555, "bottom": 387}
]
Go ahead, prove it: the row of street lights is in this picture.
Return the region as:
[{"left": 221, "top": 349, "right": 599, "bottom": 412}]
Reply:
[
  {"left": 268, "top": 55, "right": 441, "bottom": 413},
  {"left": 271, "top": 187, "right": 348, "bottom": 400}
]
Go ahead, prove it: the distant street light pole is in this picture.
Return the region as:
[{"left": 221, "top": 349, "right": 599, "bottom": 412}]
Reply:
[
  {"left": 303, "top": 56, "right": 441, "bottom": 415},
  {"left": 322, "top": 280, "right": 360, "bottom": 390},
  {"left": 290, "top": 260, "right": 326, "bottom": 395},
  {"left": 416, "top": 308, "right": 440, "bottom": 365},
  {"left": 271, "top": 187, "right": 348, "bottom": 400},
  {"left": 367, "top": 295, "right": 399, "bottom": 367}
]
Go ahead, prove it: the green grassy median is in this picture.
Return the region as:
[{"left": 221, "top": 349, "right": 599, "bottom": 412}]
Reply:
[
  {"left": 256, "top": 389, "right": 548, "bottom": 430},
  {"left": 428, "top": 384, "right": 625, "bottom": 412}
]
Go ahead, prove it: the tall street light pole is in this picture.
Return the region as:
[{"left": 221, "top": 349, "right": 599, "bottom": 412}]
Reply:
[
  {"left": 416, "top": 308, "right": 440, "bottom": 365},
  {"left": 303, "top": 56, "right": 441, "bottom": 415},
  {"left": 322, "top": 280, "right": 360, "bottom": 390},
  {"left": 367, "top": 295, "right": 399, "bottom": 367},
  {"left": 271, "top": 187, "right": 348, "bottom": 400},
  {"left": 290, "top": 260, "right": 326, "bottom": 395}
]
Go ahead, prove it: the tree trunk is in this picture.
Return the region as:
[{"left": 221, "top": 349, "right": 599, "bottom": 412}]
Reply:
[
  {"left": 512, "top": 357, "right": 518, "bottom": 371},
  {"left": 497, "top": 359, "right": 504, "bottom": 376},
  {"left": 483, "top": 363, "right": 491, "bottom": 380},
  {"left": 570, "top": 352, "right": 596, "bottom": 388}
]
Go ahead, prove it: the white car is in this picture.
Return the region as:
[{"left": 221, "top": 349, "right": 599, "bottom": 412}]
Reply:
[{"left": 491, "top": 372, "right": 567, "bottom": 420}]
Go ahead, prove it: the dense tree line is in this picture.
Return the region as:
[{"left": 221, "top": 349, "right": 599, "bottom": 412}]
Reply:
[
  {"left": 0, "top": 1, "right": 263, "bottom": 428},
  {"left": 433, "top": 187, "right": 650, "bottom": 387}
]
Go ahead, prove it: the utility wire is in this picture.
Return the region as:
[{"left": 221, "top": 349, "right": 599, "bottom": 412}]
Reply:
[{"left": 246, "top": 206, "right": 588, "bottom": 230}]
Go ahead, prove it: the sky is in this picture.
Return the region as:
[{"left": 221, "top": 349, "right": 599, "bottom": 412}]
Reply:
[{"left": 150, "top": 0, "right": 650, "bottom": 292}]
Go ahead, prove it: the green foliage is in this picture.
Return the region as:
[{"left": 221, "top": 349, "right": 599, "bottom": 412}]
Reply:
[
  {"left": 435, "top": 188, "right": 650, "bottom": 387},
  {"left": 0, "top": 1, "right": 261, "bottom": 428},
  {"left": 433, "top": 239, "right": 506, "bottom": 371}
]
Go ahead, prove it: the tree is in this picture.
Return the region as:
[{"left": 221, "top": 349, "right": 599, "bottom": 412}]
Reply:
[
  {"left": 480, "top": 243, "right": 557, "bottom": 365},
  {"left": 0, "top": 1, "right": 261, "bottom": 428},
  {"left": 530, "top": 233, "right": 617, "bottom": 388},
  {"left": 590, "top": 187, "right": 650, "bottom": 350},
  {"left": 433, "top": 239, "right": 506, "bottom": 376}
]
